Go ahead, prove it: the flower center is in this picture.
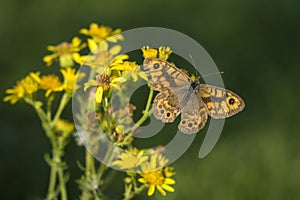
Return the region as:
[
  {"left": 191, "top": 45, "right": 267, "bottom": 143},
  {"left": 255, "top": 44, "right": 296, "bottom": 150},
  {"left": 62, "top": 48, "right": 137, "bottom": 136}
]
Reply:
[
  {"left": 96, "top": 73, "right": 111, "bottom": 90},
  {"left": 56, "top": 42, "right": 73, "bottom": 55},
  {"left": 144, "top": 169, "right": 164, "bottom": 185}
]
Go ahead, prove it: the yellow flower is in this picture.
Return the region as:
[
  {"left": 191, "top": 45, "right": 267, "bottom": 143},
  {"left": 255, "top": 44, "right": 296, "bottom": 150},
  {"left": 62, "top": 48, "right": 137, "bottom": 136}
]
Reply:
[
  {"left": 43, "top": 37, "right": 86, "bottom": 67},
  {"left": 84, "top": 73, "right": 126, "bottom": 103},
  {"left": 22, "top": 72, "right": 41, "bottom": 95},
  {"left": 60, "top": 68, "right": 85, "bottom": 94},
  {"left": 112, "top": 149, "right": 149, "bottom": 170},
  {"left": 164, "top": 166, "right": 176, "bottom": 178},
  {"left": 142, "top": 46, "right": 172, "bottom": 61},
  {"left": 138, "top": 166, "right": 175, "bottom": 196},
  {"left": 80, "top": 23, "right": 124, "bottom": 43},
  {"left": 78, "top": 40, "right": 127, "bottom": 73},
  {"left": 111, "top": 61, "right": 148, "bottom": 82},
  {"left": 138, "top": 154, "right": 175, "bottom": 196},
  {"left": 4, "top": 72, "right": 41, "bottom": 104},
  {"left": 142, "top": 46, "right": 158, "bottom": 58},
  {"left": 40, "top": 74, "right": 62, "bottom": 97},
  {"left": 4, "top": 81, "right": 25, "bottom": 104},
  {"left": 55, "top": 119, "right": 75, "bottom": 138},
  {"left": 158, "top": 46, "right": 172, "bottom": 60}
]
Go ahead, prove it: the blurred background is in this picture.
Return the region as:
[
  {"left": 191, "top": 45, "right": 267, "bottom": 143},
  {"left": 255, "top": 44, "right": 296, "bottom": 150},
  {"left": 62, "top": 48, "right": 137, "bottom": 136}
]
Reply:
[{"left": 1, "top": 0, "right": 299, "bottom": 199}]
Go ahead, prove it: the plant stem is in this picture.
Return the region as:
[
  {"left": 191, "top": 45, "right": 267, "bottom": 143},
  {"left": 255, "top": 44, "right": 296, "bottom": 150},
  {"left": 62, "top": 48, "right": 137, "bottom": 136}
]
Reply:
[
  {"left": 80, "top": 150, "right": 97, "bottom": 200},
  {"left": 97, "top": 144, "right": 114, "bottom": 181},
  {"left": 57, "top": 161, "right": 68, "bottom": 200},
  {"left": 24, "top": 97, "right": 69, "bottom": 200},
  {"left": 46, "top": 160, "right": 57, "bottom": 200},
  {"left": 53, "top": 93, "right": 71, "bottom": 125},
  {"left": 123, "top": 185, "right": 147, "bottom": 200},
  {"left": 128, "top": 88, "right": 153, "bottom": 134}
]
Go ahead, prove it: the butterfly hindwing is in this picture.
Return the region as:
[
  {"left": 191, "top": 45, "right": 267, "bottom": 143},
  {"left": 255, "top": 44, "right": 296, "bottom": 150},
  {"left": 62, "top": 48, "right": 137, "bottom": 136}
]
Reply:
[
  {"left": 152, "top": 89, "right": 181, "bottom": 123},
  {"left": 178, "top": 91, "right": 208, "bottom": 134}
]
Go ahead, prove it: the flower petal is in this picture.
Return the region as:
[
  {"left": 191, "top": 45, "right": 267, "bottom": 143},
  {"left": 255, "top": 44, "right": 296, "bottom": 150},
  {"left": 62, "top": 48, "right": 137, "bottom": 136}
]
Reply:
[
  {"left": 147, "top": 185, "right": 155, "bottom": 196},
  {"left": 164, "top": 178, "right": 176, "bottom": 185},
  {"left": 109, "top": 45, "right": 122, "bottom": 55},
  {"left": 88, "top": 39, "right": 98, "bottom": 53},
  {"left": 138, "top": 178, "right": 146, "bottom": 184},
  {"left": 99, "top": 41, "right": 108, "bottom": 52},
  {"left": 72, "top": 37, "right": 81, "bottom": 46},
  {"left": 96, "top": 86, "right": 103, "bottom": 103},
  {"left": 161, "top": 184, "right": 175, "bottom": 192},
  {"left": 156, "top": 185, "right": 166, "bottom": 196}
]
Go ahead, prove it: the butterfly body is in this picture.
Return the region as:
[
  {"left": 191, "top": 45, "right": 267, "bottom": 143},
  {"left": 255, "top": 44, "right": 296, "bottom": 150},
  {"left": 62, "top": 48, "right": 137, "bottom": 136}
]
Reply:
[{"left": 143, "top": 58, "right": 245, "bottom": 134}]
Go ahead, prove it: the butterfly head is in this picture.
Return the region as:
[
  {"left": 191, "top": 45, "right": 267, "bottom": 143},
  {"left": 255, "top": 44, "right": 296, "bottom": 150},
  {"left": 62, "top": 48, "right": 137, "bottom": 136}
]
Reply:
[{"left": 191, "top": 77, "right": 201, "bottom": 90}]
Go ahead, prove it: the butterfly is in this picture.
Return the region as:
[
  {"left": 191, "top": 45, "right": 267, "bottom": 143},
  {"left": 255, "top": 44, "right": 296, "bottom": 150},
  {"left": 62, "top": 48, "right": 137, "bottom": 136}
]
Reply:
[{"left": 143, "top": 58, "right": 245, "bottom": 134}]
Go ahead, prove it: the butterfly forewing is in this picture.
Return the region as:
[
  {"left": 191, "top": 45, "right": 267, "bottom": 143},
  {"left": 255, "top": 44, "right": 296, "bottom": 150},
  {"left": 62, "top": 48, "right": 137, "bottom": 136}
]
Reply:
[
  {"left": 143, "top": 58, "right": 191, "bottom": 92},
  {"left": 199, "top": 84, "right": 245, "bottom": 119}
]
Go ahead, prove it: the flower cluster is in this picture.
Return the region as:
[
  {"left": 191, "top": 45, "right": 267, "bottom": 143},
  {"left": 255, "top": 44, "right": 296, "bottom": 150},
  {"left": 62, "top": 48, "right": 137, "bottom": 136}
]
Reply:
[
  {"left": 4, "top": 23, "right": 177, "bottom": 200},
  {"left": 112, "top": 148, "right": 176, "bottom": 197}
]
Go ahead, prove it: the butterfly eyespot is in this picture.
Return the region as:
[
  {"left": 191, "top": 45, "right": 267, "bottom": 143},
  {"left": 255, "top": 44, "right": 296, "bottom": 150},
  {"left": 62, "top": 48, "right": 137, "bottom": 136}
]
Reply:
[
  {"left": 188, "top": 123, "right": 193, "bottom": 128},
  {"left": 158, "top": 104, "right": 163, "bottom": 109},
  {"left": 166, "top": 112, "right": 171, "bottom": 117},
  {"left": 228, "top": 98, "right": 235, "bottom": 105},
  {"left": 160, "top": 110, "right": 165, "bottom": 114},
  {"left": 193, "top": 121, "right": 197, "bottom": 125},
  {"left": 153, "top": 63, "right": 160, "bottom": 69}
]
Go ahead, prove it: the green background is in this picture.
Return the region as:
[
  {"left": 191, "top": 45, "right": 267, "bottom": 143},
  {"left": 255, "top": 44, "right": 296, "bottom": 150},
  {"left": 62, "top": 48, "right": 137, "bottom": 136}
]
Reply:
[{"left": 1, "top": 0, "right": 299, "bottom": 199}]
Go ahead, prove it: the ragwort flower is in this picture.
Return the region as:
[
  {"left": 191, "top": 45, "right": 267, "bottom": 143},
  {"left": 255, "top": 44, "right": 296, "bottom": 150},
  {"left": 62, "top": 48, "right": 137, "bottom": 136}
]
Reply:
[
  {"left": 111, "top": 61, "right": 148, "bottom": 82},
  {"left": 142, "top": 46, "right": 172, "bottom": 61},
  {"left": 77, "top": 40, "right": 127, "bottom": 73},
  {"left": 158, "top": 46, "right": 172, "bottom": 60},
  {"left": 4, "top": 72, "right": 40, "bottom": 104},
  {"left": 40, "top": 74, "right": 62, "bottom": 97},
  {"left": 80, "top": 23, "right": 123, "bottom": 43},
  {"left": 138, "top": 154, "right": 175, "bottom": 197},
  {"left": 84, "top": 73, "right": 126, "bottom": 103},
  {"left": 142, "top": 46, "right": 158, "bottom": 58},
  {"left": 4, "top": 81, "right": 25, "bottom": 104},
  {"left": 60, "top": 68, "right": 85, "bottom": 94},
  {"left": 43, "top": 37, "right": 86, "bottom": 67},
  {"left": 112, "top": 148, "right": 149, "bottom": 170}
]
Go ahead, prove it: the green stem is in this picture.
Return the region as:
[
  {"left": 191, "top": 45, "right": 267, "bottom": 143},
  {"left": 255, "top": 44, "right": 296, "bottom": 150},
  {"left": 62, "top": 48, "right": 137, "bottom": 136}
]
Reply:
[
  {"left": 97, "top": 144, "right": 114, "bottom": 181},
  {"left": 24, "top": 97, "right": 69, "bottom": 200},
  {"left": 53, "top": 93, "right": 71, "bottom": 125},
  {"left": 128, "top": 88, "right": 153, "bottom": 134},
  {"left": 123, "top": 185, "right": 147, "bottom": 200},
  {"left": 80, "top": 151, "right": 96, "bottom": 199},
  {"left": 46, "top": 159, "right": 57, "bottom": 200},
  {"left": 46, "top": 94, "right": 54, "bottom": 120},
  {"left": 57, "top": 162, "right": 68, "bottom": 200}
]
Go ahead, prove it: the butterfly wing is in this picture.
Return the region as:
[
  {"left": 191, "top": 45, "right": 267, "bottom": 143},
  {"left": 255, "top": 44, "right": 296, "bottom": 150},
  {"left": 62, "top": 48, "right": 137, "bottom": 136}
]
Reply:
[
  {"left": 143, "top": 58, "right": 191, "bottom": 96},
  {"left": 178, "top": 90, "right": 208, "bottom": 134},
  {"left": 200, "top": 84, "right": 245, "bottom": 119},
  {"left": 152, "top": 88, "right": 181, "bottom": 123}
]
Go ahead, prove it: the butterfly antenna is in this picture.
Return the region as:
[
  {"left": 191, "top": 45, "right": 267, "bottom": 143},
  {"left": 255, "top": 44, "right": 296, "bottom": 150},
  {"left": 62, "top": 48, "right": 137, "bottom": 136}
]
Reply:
[
  {"left": 200, "top": 71, "right": 224, "bottom": 80},
  {"left": 188, "top": 54, "right": 198, "bottom": 76},
  {"left": 189, "top": 54, "right": 224, "bottom": 79}
]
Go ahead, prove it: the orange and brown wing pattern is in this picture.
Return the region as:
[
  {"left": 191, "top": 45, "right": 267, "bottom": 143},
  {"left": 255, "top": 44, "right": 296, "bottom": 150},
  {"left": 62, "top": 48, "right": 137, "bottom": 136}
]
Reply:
[
  {"left": 178, "top": 105, "right": 208, "bottom": 134},
  {"left": 143, "top": 58, "right": 191, "bottom": 91},
  {"left": 152, "top": 88, "right": 181, "bottom": 123},
  {"left": 199, "top": 84, "right": 245, "bottom": 119}
]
